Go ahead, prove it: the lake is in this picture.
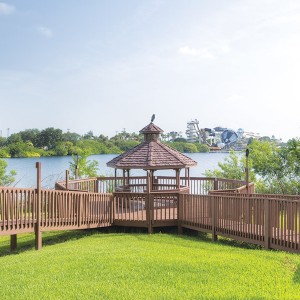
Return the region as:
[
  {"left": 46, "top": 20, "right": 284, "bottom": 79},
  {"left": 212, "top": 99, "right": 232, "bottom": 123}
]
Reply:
[{"left": 4, "top": 152, "right": 229, "bottom": 188}]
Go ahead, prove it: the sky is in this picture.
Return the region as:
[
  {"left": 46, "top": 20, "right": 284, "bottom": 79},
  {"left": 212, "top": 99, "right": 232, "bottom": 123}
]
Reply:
[{"left": 1, "top": 0, "right": 300, "bottom": 141}]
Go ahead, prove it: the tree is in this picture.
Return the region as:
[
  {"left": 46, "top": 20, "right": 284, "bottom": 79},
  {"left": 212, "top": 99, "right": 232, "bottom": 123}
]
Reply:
[
  {"left": 0, "top": 137, "right": 7, "bottom": 147},
  {"left": 63, "top": 132, "right": 81, "bottom": 144},
  {"left": 69, "top": 152, "right": 99, "bottom": 178},
  {"left": 97, "top": 134, "right": 109, "bottom": 143},
  {"left": 205, "top": 149, "right": 256, "bottom": 182},
  {"left": 19, "top": 129, "right": 40, "bottom": 146},
  {"left": 195, "top": 143, "right": 210, "bottom": 153},
  {"left": 251, "top": 139, "right": 300, "bottom": 194},
  {"left": 113, "top": 140, "right": 140, "bottom": 152},
  {"left": 5, "top": 133, "right": 22, "bottom": 145},
  {"left": 8, "top": 142, "right": 28, "bottom": 157},
  {"left": 0, "top": 159, "right": 16, "bottom": 186},
  {"left": 83, "top": 131, "right": 94, "bottom": 140},
  {"left": 36, "top": 128, "right": 63, "bottom": 149},
  {"left": 205, "top": 139, "right": 300, "bottom": 194}
]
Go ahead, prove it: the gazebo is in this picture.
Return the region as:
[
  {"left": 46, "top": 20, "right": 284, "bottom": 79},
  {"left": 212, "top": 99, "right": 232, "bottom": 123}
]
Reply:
[{"left": 107, "top": 120, "right": 197, "bottom": 193}]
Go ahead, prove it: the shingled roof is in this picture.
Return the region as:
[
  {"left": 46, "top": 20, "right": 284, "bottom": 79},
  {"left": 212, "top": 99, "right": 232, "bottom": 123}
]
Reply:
[
  {"left": 107, "top": 122, "right": 197, "bottom": 170},
  {"left": 139, "top": 123, "right": 163, "bottom": 134}
]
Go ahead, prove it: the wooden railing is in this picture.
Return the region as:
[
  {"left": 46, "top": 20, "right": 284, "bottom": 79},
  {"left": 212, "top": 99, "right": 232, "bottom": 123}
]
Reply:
[
  {"left": 55, "top": 178, "right": 99, "bottom": 193},
  {"left": 0, "top": 187, "right": 37, "bottom": 235},
  {"left": 39, "top": 190, "right": 112, "bottom": 230},
  {"left": 0, "top": 187, "right": 113, "bottom": 249},
  {"left": 113, "top": 192, "right": 179, "bottom": 232},
  {"left": 1, "top": 183, "right": 300, "bottom": 253},
  {"left": 56, "top": 176, "right": 247, "bottom": 195},
  {"left": 208, "top": 182, "right": 255, "bottom": 195},
  {"left": 179, "top": 194, "right": 300, "bottom": 253},
  {"left": 5, "top": 173, "right": 300, "bottom": 253}
]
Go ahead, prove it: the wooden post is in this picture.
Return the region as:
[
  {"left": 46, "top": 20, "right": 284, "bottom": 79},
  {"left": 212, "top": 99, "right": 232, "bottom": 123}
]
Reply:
[
  {"left": 264, "top": 198, "right": 270, "bottom": 249},
  {"left": 78, "top": 193, "right": 82, "bottom": 227},
  {"left": 146, "top": 194, "right": 153, "bottom": 234},
  {"left": 35, "top": 162, "right": 42, "bottom": 250},
  {"left": 187, "top": 168, "right": 190, "bottom": 193},
  {"left": 75, "top": 153, "right": 79, "bottom": 179},
  {"left": 178, "top": 194, "right": 183, "bottom": 234},
  {"left": 246, "top": 149, "right": 250, "bottom": 195},
  {"left": 214, "top": 178, "right": 218, "bottom": 191},
  {"left": 212, "top": 196, "right": 218, "bottom": 241},
  {"left": 122, "top": 169, "right": 126, "bottom": 190},
  {"left": 127, "top": 169, "right": 130, "bottom": 186},
  {"left": 176, "top": 169, "right": 180, "bottom": 190},
  {"left": 111, "top": 194, "right": 115, "bottom": 224},
  {"left": 65, "top": 170, "right": 69, "bottom": 190},
  {"left": 74, "top": 166, "right": 79, "bottom": 190},
  {"left": 146, "top": 172, "right": 152, "bottom": 234},
  {"left": 146, "top": 171, "right": 151, "bottom": 194},
  {"left": 95, "top": 178, "right": 99, "bottom": 193},
  {"left": 151, "top": 170, "right": 155, "bottom": 191},
  {"left": 10, "top": 234, "right": 17, "bottom": 251},
  {"left": 75, "top": 166, "right": 79, "bottom": 179}
]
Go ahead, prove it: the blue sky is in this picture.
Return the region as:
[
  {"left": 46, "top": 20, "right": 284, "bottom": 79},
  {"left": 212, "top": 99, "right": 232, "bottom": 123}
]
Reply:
[{"left": 1, "top": 0, "right": 300, "bottom": 141}]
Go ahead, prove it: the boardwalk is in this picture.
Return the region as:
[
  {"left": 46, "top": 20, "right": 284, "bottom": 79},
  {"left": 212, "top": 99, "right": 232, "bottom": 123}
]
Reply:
[{"left": 1, "top": 175, "right": 300, "bottom": 253}]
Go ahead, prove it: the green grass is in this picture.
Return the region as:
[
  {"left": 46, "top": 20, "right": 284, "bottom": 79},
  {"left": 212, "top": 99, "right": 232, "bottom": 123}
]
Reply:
[{"left": 0, "top": 230, "right": 300, "bottom": 300}]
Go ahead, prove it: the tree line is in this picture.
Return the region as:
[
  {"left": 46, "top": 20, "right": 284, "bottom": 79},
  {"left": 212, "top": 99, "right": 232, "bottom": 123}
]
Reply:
[
  {"left": 1, "top": 130, "right": 300, "bottom": 194},
  {"left": 0, "top": 127, "right": 210, "bottom": 158},
  {"left": 205, "top": 138, "right": 300, "bottom": 194}
]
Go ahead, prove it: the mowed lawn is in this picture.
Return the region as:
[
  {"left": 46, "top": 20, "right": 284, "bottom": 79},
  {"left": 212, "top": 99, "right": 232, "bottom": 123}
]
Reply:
[{"left": 0, "top": 230, "right": 300, "bottom": 300}]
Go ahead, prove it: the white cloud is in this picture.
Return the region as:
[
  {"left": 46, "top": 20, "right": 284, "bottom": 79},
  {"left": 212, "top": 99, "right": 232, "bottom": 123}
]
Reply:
[
  {"left": 0, "top": 2, "right": 15, "bottom": 15},
  {"left": 37, "top": 26, "right": 54, "bottom": 38},
  {"left": 178, "top": 46, "right": 215, "bottom": 59}
]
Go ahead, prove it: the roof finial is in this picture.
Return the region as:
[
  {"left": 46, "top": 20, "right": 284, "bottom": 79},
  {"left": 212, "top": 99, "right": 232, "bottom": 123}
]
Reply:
[{"left": 151, "top": 114, "right": 155, "bottom": 123}]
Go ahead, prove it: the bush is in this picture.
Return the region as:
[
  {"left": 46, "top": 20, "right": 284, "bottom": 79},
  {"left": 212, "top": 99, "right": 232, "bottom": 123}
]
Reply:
[{"left": 0, "top": 158, "right": 16, "bottom": 186}]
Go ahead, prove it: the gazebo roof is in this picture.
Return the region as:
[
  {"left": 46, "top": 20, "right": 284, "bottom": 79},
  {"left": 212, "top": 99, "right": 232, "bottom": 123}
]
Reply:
[
  {"left": 139, "top": 123, "right": 163, "bottom": 134},
  {"left": 107, "top": 122, "right": 197, "bottom": 170}
]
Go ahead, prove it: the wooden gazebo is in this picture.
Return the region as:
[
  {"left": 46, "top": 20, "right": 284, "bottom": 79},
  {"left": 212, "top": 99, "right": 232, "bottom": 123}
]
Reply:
[{"left": 107, "top": 120, "right": 197, "bottom": 193}]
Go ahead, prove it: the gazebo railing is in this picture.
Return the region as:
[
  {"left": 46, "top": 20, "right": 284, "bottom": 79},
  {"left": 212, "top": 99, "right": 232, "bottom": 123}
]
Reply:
[
  {"left": 113, "top": 191, "right": 179, "bottom": 230},
  {"left": 56, "top": 176, "right": 248, "bottom": 195}
]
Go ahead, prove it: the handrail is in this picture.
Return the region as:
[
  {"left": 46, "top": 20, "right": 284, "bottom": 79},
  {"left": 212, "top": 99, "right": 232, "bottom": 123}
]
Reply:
[
  {"left": 55, "top": 175, "right": 248, "bottom": 195},
  {"left": 209, "top": 182, "right": 255, "bottom": 195},
  {"left": 114, "top": 185, "right": 190, "bottom": 194}
]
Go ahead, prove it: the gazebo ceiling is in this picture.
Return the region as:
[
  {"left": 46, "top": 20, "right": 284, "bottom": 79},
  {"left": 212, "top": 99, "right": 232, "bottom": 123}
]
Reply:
[{"left": 107, "top": 122, "right": 197, "bottom": 170}]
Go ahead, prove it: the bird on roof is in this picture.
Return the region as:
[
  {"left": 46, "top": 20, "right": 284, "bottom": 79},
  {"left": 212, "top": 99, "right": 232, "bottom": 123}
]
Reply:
[{"left": 151, "top": 114, "right": 155, "bottom": 123}]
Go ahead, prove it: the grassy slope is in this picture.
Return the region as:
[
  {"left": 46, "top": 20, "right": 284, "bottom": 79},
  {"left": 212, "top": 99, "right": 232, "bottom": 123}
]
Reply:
[{"left": 0, "top": 231, "right": 300, "bottom": 300}]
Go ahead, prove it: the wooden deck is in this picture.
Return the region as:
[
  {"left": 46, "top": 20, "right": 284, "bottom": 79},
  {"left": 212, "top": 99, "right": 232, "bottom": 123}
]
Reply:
[
  {"left": 1, "top": 175, "right": 300, "bottom": 253},
  {"left": 114, "top": 207, "right": 178, "bottom": 228}
]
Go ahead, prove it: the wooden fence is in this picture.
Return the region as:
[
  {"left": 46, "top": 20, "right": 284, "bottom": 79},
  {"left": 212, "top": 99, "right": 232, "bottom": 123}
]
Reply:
[
  {"left": 179, "top": 194, "right": 300, "bottom": 253},
  {"left": 113, "top": 192, "right": 179, "bottom": 232},
  {"left": 56, "top": 176, "right": 247, "bottom": 195},
  {"left": 2, "top": 171, "right": 300, "bottom": 253},
  {"left": 0, "top": 187, "right": 112, "bottom": 250}
]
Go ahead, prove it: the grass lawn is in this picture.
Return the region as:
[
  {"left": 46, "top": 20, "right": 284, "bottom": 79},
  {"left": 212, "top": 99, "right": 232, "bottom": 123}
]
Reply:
[{"left": 0, "top": 229, "right": 300, "bottom": 300}]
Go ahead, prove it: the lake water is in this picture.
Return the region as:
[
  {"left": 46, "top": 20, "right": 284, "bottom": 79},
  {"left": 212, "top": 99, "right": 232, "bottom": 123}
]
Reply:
[{"left": 4, "top": 152, "right": 229, "bottom": 189}]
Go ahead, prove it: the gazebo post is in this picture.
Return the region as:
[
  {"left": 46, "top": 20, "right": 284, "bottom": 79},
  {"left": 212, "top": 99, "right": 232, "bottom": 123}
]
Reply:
[
  {"left": 150, "top": 170, "right": 155, "bottom": 191},
  {"left": 122, "top": 169, "right": 126, "bottom": 189},
  {"left": 176, "top": 169, "right": 180, "bottom": 190},
  {"left": 187, "top": 168, "right": 190, "bottom": 192},
  {"left": 114, "top": 169, "right": 117, "bottom": 189},
  {"left": 127, "top": 169, "right": 130, "bottom": 186},
  {"left": 146, "top": 171, "right": 153, "bottom": 234},
  {"left": 146, "top": 171, "right": 151, "bottom": 193}
]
